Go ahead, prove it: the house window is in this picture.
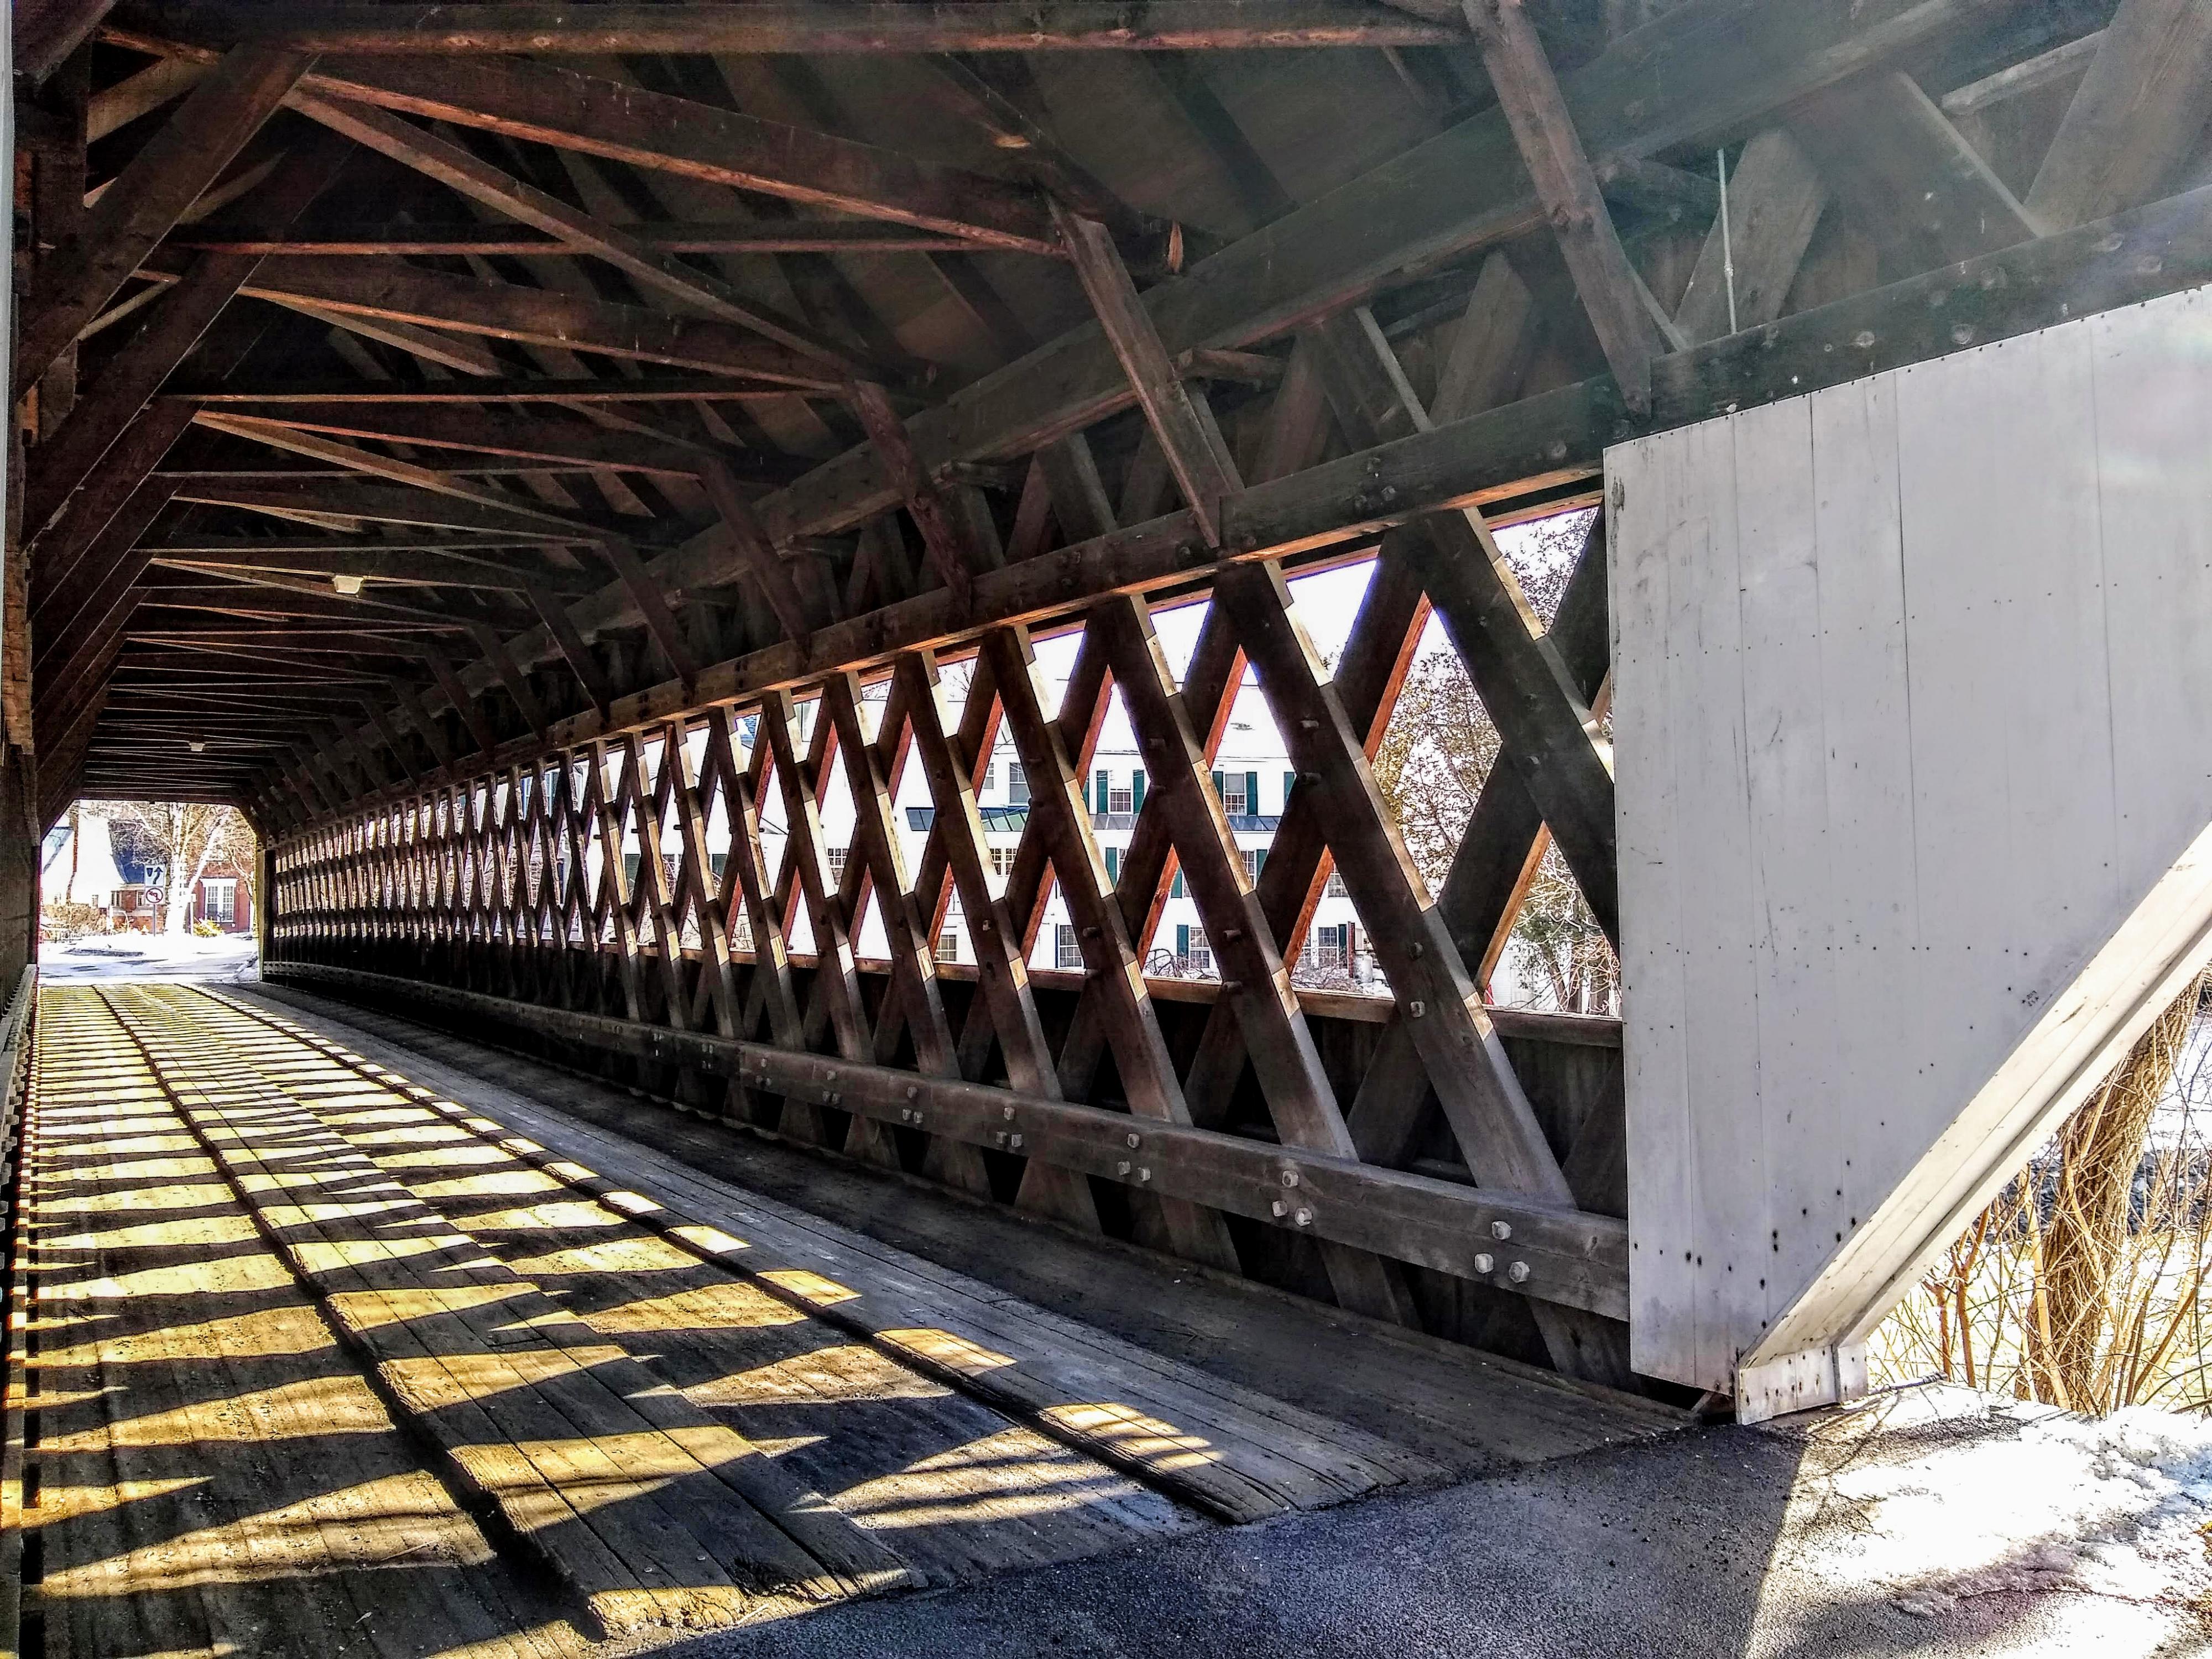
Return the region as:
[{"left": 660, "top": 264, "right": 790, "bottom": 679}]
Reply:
[
  {"left": 990, "top": 846, "right": 1014, "bottom": 877},
  {"left": 1326, "top": 870, "right": 1348, "bottom": 898},
  {"left": 1056, "top": 924, "right": 1082, "bottom": 969},
  {"left": 980, "top": 760, "right": 995, "bottom": 792},
  {"left": 825, "top": 846, "right": 849, "bottom": 880},
  {"left": 1214, "top": 771, "right": 1249, "bottom": 815},
  {"left": 1307, "top": 924, "right": 1351, "bottom": 969},
  {"left": 201, "top": 879, "right": 238, "bottom": 926},
  {"left": 1185, "top": 927, "right": 1211, "bottom": 973},
  {"left": 1108, "top": 778, "right": 1134, "bottom": 815},
  {"left": 1009, "top": 763, "right": 1030, "bottom": 806},
  {"left": 937, "top": 930, "right": 961, "bottom": 964},
  {"left": 1241, "top": 847, "right": 1265, "bottom": 882}
]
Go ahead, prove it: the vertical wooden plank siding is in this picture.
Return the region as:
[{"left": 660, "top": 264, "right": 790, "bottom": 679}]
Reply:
[{"left": 1611, "top": 284, "right": 2212, "bottom": 1418}]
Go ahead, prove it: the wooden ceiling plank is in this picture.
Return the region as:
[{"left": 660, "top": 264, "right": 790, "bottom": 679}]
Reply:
[
  {"left": 15, "top": 45, "right": 308, "bottom": 399},
  {"left": 195, "top": 403, "right": 719, "bottom": 477}
]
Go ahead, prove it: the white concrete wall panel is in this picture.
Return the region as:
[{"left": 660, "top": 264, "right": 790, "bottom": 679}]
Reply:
[{"left": 1610, "top": 285, "right": 2212, "bottom": 1410}]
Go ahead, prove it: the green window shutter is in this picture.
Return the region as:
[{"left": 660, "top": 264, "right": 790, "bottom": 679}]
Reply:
[
  {"left": 1176, "top": 924, "right": 1190, "bottom": 956},
  {"left": 1132, "top": 772, "right": 1146, "bottom": 812},
  {"left": 1105, "top": 846, "right": 1120, "bottom": 884},
  {"left": 1246, "top": 772, "right": 1260, "bottom": 816},
  {"left": 1094, "top": 769, "right": 1108, "bottom": 812},
  {"left": 1172, "top": 873, "right": 1185, "bottom": 899},
  {"left": 1256, "top": 848, "right": 1267, "bottom": 875},
  {"left": 1284, "top": 771, "right": 1297, "bottom": 811},
  {"left": 1211, "top": 769, "right": 1224, "bottom": 800}
]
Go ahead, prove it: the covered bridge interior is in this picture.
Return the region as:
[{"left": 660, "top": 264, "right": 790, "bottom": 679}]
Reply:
[{"left": 1, "top": 0, "right": 2209, "bottom": 1651}]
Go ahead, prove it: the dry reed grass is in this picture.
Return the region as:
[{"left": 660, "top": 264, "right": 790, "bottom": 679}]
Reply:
[{"left": 1871, "top": 971, "right": 2212, "bottom": 1415}]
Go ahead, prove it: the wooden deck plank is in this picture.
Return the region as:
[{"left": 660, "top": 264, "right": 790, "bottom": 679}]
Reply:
[
  {"left": 96, "top": 984, "right": 901, "bottom": 1634},
  {"left": 207, "top": 1048, "right": 1198, "bottom": 1589},
  {"left": 231, "top": 984, "right": 1682, "bottom": 1502},
  {"left": 19, "top": 992, "right": 594, "bottom": 1659}
]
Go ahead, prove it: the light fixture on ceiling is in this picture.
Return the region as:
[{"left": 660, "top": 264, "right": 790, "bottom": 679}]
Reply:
[{"left": 332, "top": 573, "right": 365, "bottom": 596}]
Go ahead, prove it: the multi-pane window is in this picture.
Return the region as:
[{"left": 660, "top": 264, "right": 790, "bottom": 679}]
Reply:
[
  {"left": 1325, "top": 869, "right": 1348, "bottom": 898},
  {"left": 937, "top": 930, "right": 961, "bottom": 964},
  {"left": 1056, "top": 923, "right": 1082, "bottom": 969},
  {"left": 825, "top": 846, "right": 848, "bottom": 879},
  {"left": 990, "top": 846, "right": 1014, "bottom": 877},
  {"left": 980, "top": 760, "right": 995, "bottom": 792},
  {"left": 1108, "top": 777, "right": 1134, "bottom": 814},
  {"left": 201, "top": 879, "right": 237, "bottom": 926},
  {"left": 1307, "top": 923, "right": 1351, "bottom": 968},
  {"left": 1009, "top": 763, "right": 1030, "bottom": 806},
  {"left": 1221, "top": 777, "right": 1248, "bottom": 815},
  {"left": 1241, "top": 847, "right": 1264, "bottom": 881},
  {"left": 1187, "top": 927, "right": 1212, "bottom": 972}
]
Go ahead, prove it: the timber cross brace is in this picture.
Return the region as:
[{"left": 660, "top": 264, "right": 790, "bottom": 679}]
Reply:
[{"left": 13, "top": 0, "right": 2212, "bottom": 1415}]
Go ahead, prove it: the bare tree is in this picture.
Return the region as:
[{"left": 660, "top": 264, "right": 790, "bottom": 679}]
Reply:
[
  {"left": 86, "top": 800, "right": 256, "bottom": 934},
  {"left": 1369, "top": 508, "right": 1617, "bottom": 1013}
]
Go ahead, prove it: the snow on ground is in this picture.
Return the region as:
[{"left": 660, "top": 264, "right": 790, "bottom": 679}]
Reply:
[
  {"left": 1752, "top": 1382, "right": 2212, "bottom": 1651},
  {"left": 39, "top": 934, "right": 258, "bottom": 984}
]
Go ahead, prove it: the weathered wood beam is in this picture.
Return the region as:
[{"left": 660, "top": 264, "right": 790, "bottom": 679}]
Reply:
[
  {"left": 191, "top": 403, "right": 726, "bottom": 478},
  {"left": 284, "top": 90, "right": 864, "bottom": 372},
  {"left": 15, "top": 46, "right": 307, "bottom": 399},
  {"left": 147, "top": 254, "right": 849, "bottom": 388},
  {"left": 1788, "top": 69, "right": 2039, "bottom": 272},
  {"left": 168, "top": 476, "right": 617, "bottom": 536},
  {"left": 2026, "top": 0, "right": 2212, "bottom": 229},
  {"left": 150, "top": 542, "right": 601, "bottom": 595},
  {"left": 166, "top": 223, "right": 997, "bottom": 257},
  {"left": 165, "top": 373, "right": 813, "bottom": 408},
  {"left": 18, "top": 0, "right": 123, "bottom": 82},
  {"left": 109, "top": 2, "right": 1464, "bottom": 54},
  {"left": 1670, "top": 129, "right": 1826, "bottom": 345},
  {"left": 1460, "top": 0, "right": 1676, "bottom": 408},
  {"left": 105, "top": 43, "right": 1067, "bottom": 255},
  {"left": 265, "top": 959, "right": 1631, "bottom": 1323}
]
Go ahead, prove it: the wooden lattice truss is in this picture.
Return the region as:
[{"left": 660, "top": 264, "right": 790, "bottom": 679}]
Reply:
[{"left": 14, "top": 0, "right": 2211, "bottom": 1380}]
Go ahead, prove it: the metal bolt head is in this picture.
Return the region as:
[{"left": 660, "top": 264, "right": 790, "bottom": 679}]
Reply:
[
  {"left": 1279, "top": 1168, "right": 1298, "bottom": 1188},
  {"left": 1508, "top": 1261, "right": 1531, "bottom": 1284},
  {"left": 1490, "top": 1220, "right": 1511, "bottom": 1240},
  {"left": 1004, "top": 1105, "right": 1016, "bottom": 1121},
  {"left": 1408, "top": 1000, "right": 1426, "bottom": 1018},
  {"left": 906, "top": 1084, "right": 919, "bottom": 1100},
  {"left": 1137, "top": 1166, "right": 1151, "bottom": 1182},
  {"left": 1474, "top": 1252, "right": 1495, "bottom": 1275},
  {"left": 1271, "top": 1198, "right": 1288, "bottom": 1218},
  {"left": 1119, "top": 1160, "right": 1133, "bottom": 1176},
  {"left": 1009, "top": 1133, "right": 1024, "bottom": 1150},
  {"left": 1126, "top": 1133, "right": 1140, "bottom": 1149},
  {"left": 1293, "top": 1207, "right": 1313, "bottom": 1228}
]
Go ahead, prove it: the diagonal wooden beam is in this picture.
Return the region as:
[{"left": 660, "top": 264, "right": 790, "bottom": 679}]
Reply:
[
  {"left": 1670, "top": 130, "right": 1827, "bottom": 345},
  {"left": 199, "top": 403, "right": 722, "bottom": 477},
  {"left": 694, "top": 460, "right": 816, "bottom": 645},
  {"left": 2026, "top": 0, "right": 2212, "bottom": 230},
  {"left": 284, "top": 90, "right": 863, "bottom": 373},
  {"left": 1788, "top": 70, "right": 2038, "bottom": 273},
  {"left": 1053, "top": 205, "right": 1239, "bottom": 547},
  {"left": 15, "top": 45, "right": 309, "bottom": 400},
  {"left": 1458, "top": 0, "right": 1676, "bottom": 410}
]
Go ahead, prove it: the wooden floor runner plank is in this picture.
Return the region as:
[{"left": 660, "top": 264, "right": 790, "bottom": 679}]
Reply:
[
  {"left": 221, "top": 986, "right": 1454, "bottom": 1524},
  {"left": 95, "top": 987, "right": 913, "bottom": 1639},
  {"left": 19, "top": 998, "right": 590, "bottom": 1659},
  {"left": 161, "top": 992, "right": 1199, "bottom": 1588}
]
